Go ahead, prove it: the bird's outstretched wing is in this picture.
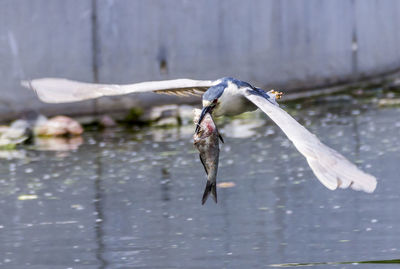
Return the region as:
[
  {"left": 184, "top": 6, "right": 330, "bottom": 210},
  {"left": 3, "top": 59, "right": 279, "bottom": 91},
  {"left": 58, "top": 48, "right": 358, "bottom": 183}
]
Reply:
[
  {"left": 244, "top": 88, "right": 377, "bottom": 193},
  {"left": 21, "top": 78, "right": 216, "bottom": 103}
]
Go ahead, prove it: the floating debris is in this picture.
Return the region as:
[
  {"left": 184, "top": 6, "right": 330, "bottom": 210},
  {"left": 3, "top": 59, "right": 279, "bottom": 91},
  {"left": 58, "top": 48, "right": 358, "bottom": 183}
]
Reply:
[
  {"left": 378, "top": 98, "right": 400, "bottom": 107},
  {"left": 18, "top": 195, "right": 38, "bottom": 201},
  {"left": 217, "top": 182, "right": 236, "bottom": 188}
]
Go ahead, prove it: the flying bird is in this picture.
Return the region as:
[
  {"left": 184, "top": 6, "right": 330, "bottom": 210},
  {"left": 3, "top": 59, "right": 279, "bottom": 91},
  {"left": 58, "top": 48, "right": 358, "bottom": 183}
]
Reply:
[{"left": 22, "top": 77, "right": 377, "bottom": 193}]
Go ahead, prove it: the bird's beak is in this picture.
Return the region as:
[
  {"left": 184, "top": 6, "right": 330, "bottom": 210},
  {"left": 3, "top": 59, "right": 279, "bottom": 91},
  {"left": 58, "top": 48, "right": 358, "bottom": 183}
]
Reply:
[{"left": 195, "top": 105, "right": 213, "bottom": 133}]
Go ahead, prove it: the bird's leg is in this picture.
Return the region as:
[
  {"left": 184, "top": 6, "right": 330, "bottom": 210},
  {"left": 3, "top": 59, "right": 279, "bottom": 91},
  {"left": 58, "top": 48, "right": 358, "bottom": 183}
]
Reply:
[{"left": 268, "top": 89, "right": 284, "bottom": 99}]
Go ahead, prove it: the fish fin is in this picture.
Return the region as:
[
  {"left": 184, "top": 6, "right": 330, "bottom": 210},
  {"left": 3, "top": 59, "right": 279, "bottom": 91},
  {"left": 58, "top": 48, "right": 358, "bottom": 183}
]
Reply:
[
  {"left": 199, "top": 154, "right": 208, "bottom": 175},
  {"left": 201, "top": 181, "right": 217, "bottom": 205},
  {"left": 212, "top": 115, "right": 224, "bottom": 143},
  {"left": 218, "top": 132, "right": 224, "bottom": 143},
  {"left": 215, "top": 125, "right": 224, "bottom": 143}
]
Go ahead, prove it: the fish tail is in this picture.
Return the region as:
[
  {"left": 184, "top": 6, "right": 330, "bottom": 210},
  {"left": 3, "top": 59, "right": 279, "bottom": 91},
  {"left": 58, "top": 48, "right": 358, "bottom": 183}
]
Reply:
[{"left": 201, "top": 181, "right": 217, "bottom": 205}]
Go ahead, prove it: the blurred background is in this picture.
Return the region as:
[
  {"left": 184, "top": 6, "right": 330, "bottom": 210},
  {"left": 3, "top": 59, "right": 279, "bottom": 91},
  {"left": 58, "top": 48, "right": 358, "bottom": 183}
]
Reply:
[
  {"left": 1, "top": 0, "right": 400, "bottom": 120},
  {"left": 1, "top": 1, "right": 400, "bottom": 269}
]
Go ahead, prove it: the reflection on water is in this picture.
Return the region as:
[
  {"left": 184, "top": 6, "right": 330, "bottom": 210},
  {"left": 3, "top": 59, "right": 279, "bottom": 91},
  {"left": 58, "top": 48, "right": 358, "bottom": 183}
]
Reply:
[
  {"left": 34, "top": 136, "right": 84, "bottom": 152},
  {"left": 0, "top": 92, "right": 400, "bottom": 268},
  {"left": 271, "top": 259, "right": 400, "bottom": 267}
]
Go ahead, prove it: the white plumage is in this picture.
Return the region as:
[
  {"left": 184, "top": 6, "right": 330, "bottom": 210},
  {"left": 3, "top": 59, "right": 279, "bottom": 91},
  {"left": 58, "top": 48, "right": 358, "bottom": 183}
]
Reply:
[
  {"left": 21, "top": 78, "right": 215, "bottom": 103},
  {"left": 22, "top": 77, "right": 377, "bottom": 193},
  {"left": 244, "top": 89, "right": 376, "bottom": 193}
]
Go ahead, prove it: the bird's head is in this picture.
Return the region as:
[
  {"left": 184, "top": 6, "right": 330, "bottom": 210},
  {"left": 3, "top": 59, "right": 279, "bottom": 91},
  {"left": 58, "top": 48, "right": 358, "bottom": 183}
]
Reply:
[{"left": 196, "top": 84, "right": 226, "bottom": 132}]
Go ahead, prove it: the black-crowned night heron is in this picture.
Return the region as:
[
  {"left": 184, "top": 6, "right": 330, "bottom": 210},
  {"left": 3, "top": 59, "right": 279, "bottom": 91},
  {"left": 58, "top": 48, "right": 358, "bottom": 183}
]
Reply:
[{"left": 22, "top": 77, "right": 377, "bottom": 193}]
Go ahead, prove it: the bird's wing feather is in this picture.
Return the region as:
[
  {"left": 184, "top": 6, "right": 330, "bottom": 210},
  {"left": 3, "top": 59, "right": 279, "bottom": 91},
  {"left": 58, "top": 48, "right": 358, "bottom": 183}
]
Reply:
[
  {"left": 21, "top": 78, "right": 215, "bottom": 103},
  {"left": 244, "top": 88, "right": 377, "bottom": 193}
]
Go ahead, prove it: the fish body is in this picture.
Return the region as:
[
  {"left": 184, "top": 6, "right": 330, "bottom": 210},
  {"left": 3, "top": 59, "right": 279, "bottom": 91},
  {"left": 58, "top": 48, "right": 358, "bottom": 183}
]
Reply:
[{"left": 193, "top": 112, "right": 220, "bottom": 204}]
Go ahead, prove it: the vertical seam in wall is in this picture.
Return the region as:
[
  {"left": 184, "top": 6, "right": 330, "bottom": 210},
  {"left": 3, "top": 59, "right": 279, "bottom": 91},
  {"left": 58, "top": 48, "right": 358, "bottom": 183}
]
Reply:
[
  {"left": 351, "top": 0, "right": 358, "bottom": 78},
  {"left": 91, "top": 6, "right": 107, "bottom": 269},
  {"left": 91, "top": 0, "right": 99, "bottom": 115}
]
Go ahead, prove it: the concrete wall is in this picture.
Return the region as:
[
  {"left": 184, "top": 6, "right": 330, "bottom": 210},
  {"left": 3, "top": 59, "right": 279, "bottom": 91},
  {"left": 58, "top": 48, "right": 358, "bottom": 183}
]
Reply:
[{"left": 1, "top": 0, "right": 400, "bottom": 121}]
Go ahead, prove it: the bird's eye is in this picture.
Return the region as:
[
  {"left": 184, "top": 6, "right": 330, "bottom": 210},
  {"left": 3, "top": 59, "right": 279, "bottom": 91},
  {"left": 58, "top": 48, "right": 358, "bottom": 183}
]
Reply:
[{"left": 212, "top": 99, "right": 218, "bottom": 104}]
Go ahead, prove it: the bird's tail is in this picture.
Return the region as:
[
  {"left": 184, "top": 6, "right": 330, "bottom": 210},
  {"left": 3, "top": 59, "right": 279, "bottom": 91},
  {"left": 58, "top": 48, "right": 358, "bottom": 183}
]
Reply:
[{"left": 202, "top": 181, "right": 217, "bottom": 205}]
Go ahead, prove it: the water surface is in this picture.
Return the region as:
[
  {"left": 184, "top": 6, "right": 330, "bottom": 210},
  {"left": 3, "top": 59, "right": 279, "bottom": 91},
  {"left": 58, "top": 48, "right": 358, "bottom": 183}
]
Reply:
[{"left": 0, "top": 91, "right": 399, "bottom": 268}]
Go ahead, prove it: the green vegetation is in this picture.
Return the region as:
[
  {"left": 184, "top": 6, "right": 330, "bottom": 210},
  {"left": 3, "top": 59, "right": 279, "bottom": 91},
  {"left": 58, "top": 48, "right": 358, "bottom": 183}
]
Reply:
[{"left": 124, "top": 107, "right": 146, "bottom": 124}]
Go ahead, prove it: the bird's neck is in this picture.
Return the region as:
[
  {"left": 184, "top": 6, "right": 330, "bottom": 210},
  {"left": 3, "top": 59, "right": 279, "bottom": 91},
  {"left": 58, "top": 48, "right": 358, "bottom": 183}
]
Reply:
[{"left": 213, "top": 82, "right": 257, "bottom": 117}]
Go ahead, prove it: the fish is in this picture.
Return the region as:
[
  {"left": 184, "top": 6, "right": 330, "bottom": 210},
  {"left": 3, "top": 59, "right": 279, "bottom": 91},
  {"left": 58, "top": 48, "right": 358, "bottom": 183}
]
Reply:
[{"left": 193, "top": 110, "right": 222, "bottom": 205}]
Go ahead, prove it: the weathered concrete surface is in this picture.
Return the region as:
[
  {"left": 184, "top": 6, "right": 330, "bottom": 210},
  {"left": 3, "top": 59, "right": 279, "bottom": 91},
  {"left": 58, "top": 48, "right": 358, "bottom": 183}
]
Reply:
[
  {"left": 0, "top": 0, "right": 96, "bottom": 121},
  {"left": 95, "top": 0, "right": 400, "bottom": 87},
  {"left": 1, "top": 0, "right": 400, "bottom": 121},
  {"left": 354, "top": 0, "right": 400, "bottom": 75}
]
